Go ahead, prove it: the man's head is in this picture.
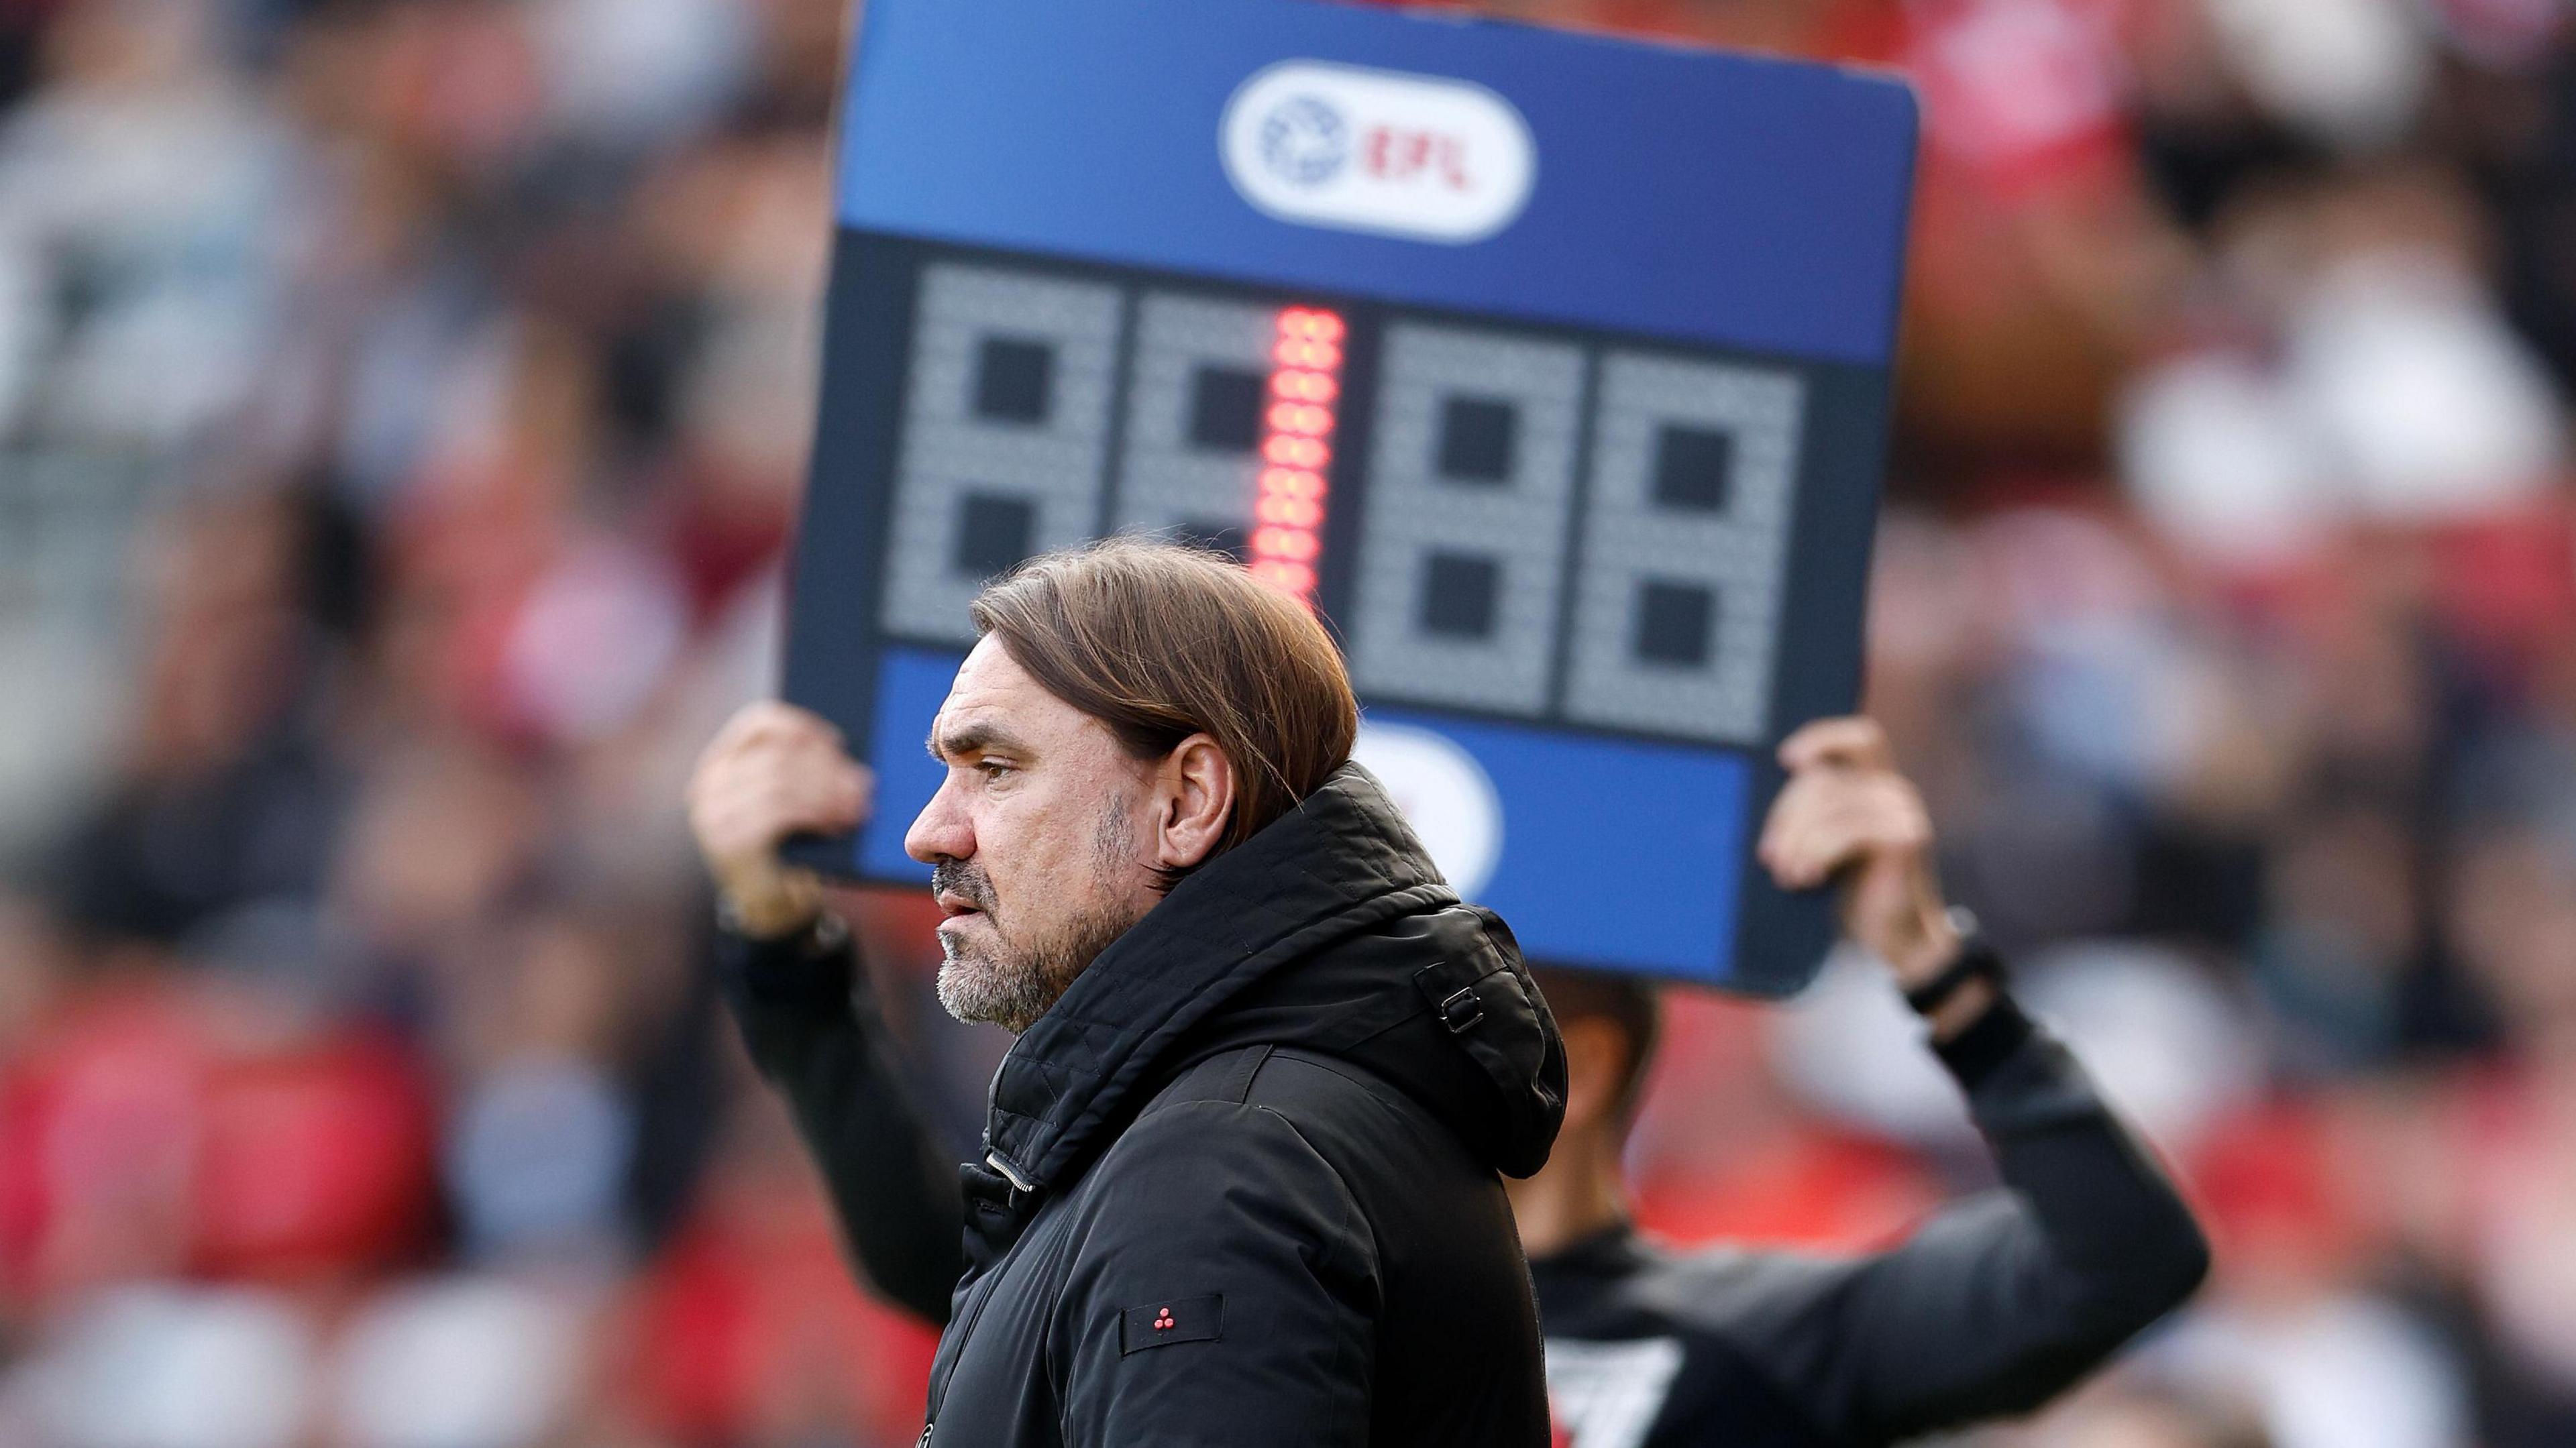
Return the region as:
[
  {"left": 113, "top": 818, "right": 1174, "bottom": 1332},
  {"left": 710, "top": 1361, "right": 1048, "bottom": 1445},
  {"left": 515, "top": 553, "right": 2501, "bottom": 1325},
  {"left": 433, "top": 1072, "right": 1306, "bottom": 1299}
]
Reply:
[
  {"left": 1505, "top": 966, "right": 1663, "bottom": 1256},
  {"left": 1532, "top": 965, "right": 1662, "bottom": 1138},
  {"left": 904, "top": 539, "right": 1359, "bottom": 1032}
]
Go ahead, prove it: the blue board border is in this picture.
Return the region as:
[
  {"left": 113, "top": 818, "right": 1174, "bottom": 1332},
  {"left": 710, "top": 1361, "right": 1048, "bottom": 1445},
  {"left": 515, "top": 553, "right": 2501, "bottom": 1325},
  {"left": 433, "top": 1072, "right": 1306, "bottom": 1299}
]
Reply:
[{"left": 836, "top": 0, "right": 1918, "bottom": 366}]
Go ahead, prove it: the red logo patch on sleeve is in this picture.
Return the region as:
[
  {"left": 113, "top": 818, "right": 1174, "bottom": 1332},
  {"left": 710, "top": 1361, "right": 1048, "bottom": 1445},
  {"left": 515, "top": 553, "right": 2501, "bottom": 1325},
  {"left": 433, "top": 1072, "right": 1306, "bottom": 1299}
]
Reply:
[{"left": 1119, "top": 1294, "right": 1224, "bottom": 1354}]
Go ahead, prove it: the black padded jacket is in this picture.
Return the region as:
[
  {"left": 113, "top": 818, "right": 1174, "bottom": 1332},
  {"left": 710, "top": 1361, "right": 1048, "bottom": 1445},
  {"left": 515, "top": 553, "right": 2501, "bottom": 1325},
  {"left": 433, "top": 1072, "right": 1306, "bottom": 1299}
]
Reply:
[
  {"left": 729, "top": 895, "right": 2207, "bottom": 1446},
  {"left": 720, "top": 764, "right": 1567, "bottom": 1447}
]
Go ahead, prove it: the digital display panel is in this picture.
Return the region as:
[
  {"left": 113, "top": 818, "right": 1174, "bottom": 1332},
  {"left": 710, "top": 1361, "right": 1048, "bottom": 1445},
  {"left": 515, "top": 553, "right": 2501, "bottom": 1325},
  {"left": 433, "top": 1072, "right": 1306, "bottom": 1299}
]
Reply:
[
  {"left": 782, "top": 0, "right": 1917, "bottom": 993},
  {"left": 859, "top": 247, "right": 1808, "bottom": 746}
]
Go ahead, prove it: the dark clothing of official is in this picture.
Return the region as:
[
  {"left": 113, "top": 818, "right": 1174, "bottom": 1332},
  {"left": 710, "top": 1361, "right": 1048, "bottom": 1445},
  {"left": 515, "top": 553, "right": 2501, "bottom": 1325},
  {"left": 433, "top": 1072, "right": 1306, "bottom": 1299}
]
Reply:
[
  {"left": 1534, "top": 997, "right": 2210, "bottom": 1447},
  {"left": 732, "top": 900, "right": 2207, "bottom": 1448},
  {"left": 720, "top": 764, "right": 1566, "bottom": 1447}
]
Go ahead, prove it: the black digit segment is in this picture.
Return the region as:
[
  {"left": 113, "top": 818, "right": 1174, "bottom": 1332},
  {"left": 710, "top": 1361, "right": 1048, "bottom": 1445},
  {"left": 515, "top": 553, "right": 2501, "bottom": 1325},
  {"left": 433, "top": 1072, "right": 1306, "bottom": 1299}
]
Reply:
[
  {"left": 1436, "top": 397, "right": 1517, "bottom": 482},
  {"left": 1563, "top": 352, "right": 1804, "bottom": 744},
  {"left": 881, "top": 262, "right": 1120, "bottom": 643},
  {"left": 1346, "top": 322, "right": 1583, "bottom": 715},
  {"left": 1634, "top": 579, "right": 1716, "bottom": 665},
  {"left": 1188, "top": 368, "right": 1267, "bottom": 451},
  {"left": 954, "top": 494, "right": 1037, "bottom": 577},
  {"left": 1114, "top": 292, "right": 1279, "bottom": 555},
  {"left": 972, "top": 337, "right": 1055, "bottom": 423},
  {"left": 1652, "top": 426, "right": 1733, "bottom": 511}
]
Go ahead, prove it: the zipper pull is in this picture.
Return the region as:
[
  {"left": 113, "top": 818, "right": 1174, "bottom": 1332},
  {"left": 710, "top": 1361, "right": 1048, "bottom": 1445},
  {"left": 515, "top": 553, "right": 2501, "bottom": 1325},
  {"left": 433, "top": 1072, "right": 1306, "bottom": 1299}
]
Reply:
[{"left": 917, "top": 1425, "right": 932, "bottom": 1447}]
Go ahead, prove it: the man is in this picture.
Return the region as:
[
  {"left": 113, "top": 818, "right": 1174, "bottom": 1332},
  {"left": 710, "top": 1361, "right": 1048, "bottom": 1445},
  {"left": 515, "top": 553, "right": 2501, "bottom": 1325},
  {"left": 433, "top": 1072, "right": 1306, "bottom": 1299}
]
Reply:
[
  {"left": 1519, "top": 717, "right": 2210, "bottom": 1447},
  {"left": 699, "top": 628, "right": 2210, "bottom": 1445},
  {"left": 688, "top": 539, "right": 1565, "bottom": 1447}
]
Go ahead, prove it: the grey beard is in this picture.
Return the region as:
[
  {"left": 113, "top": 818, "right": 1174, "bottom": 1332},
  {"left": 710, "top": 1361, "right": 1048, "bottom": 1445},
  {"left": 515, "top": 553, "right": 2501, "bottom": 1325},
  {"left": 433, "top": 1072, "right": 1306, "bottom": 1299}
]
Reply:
[
  {"left": 932, "top": 801, "right": 1142, "bottom": 1034},
  {"left": 934, "top": 901, "right": 1132, "bottom": 1034}
]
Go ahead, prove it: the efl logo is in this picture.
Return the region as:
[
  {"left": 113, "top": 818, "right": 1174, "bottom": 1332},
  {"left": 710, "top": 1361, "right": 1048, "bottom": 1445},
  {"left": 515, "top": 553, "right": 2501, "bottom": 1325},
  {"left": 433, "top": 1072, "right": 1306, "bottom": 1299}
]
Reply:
[{"left": 1221, "top": 61, "right": 1536, "bottom": 244}]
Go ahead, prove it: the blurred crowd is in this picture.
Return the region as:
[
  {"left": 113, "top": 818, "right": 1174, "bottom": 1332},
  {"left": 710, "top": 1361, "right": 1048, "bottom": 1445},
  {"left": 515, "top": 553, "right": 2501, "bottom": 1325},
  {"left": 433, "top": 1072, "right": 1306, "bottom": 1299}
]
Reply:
[{"left": 0, "top": 0, "right": 2573, "bottom": 1445}]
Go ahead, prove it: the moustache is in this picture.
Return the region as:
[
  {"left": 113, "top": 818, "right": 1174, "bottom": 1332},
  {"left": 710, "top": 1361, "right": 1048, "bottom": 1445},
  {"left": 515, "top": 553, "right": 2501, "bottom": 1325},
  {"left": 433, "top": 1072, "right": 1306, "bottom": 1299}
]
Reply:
[{"left": 930, "top": 860, "right": 999, "bottom": 915}]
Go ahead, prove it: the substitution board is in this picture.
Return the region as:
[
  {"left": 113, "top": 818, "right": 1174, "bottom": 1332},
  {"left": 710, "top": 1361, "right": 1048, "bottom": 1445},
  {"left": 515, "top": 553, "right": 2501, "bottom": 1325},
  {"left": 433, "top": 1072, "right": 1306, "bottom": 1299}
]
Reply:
[{"left": 783, "top": 0, "right": 1918, "bottom": 994}]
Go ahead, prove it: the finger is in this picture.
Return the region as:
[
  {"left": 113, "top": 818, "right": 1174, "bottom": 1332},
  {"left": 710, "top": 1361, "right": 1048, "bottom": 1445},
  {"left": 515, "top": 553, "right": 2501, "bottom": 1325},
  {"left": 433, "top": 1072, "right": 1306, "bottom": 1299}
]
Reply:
[
  {"left": 755, "top": 771, "right": 865, "bottom": 836},
  {"left": 768, "top": 735, "right": 867, "bottom": 800},
  {"left": 698, "top": 763, "right": 865, "bottom": 860},
  {"left": 1766, "top": 803, "right": 1860, "bottom": 889},
  {"left": 767, "top": 702, "right": 845, "bottom": 747},
  {"left": 691, "top": 799, "right": 778, "bottom": 865},
  {"left": 1758, "top": 765, "right": 1888, "bottom": 862},
  {"left": 1764, "top": 781, "right": 1928, "bottom": 889},
  {"left": 1759, "top": 778, "right": 1867, "bottom": 886},
  {"left": 1803, "top": 778, "right": 1928, "bottom": 854},
  {"left": 1756, "top": 771, "right": 1832, "bottom": 871},
  {"left": 690, "top": 707, "right": 869, "bottom": 856},
  {"left": 692, "top": 704, "right": 798, "bottom": 801},
  {"left": 1770, "top": 810, "right": 1890, "bottom": 891},
  {"left": 1777, "top": 716, "right": 1891, "bottom": 775},
  {"left": 701, "top": 702, "right": 843, "bottom": 770},
  {"left": 713, "top": 728, "right": 855, "bottom": 805},
  {"left": 706, "top": 700, "right": 796, "bottom": 755}
]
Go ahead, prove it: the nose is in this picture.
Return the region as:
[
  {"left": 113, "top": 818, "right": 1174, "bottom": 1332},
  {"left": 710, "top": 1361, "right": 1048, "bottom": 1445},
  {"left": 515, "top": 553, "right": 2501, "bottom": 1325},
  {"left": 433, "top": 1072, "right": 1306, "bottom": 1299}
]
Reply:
[{"left": 905, "top": 771, "right": 974, "bottom": 866}]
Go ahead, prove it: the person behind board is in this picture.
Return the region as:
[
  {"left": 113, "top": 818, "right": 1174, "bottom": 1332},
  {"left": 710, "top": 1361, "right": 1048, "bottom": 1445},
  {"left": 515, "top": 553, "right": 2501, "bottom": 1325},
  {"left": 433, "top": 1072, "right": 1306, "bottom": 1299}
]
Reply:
[{"left": 1517, "top": 716, "right": 2210, "bottom": 1447}]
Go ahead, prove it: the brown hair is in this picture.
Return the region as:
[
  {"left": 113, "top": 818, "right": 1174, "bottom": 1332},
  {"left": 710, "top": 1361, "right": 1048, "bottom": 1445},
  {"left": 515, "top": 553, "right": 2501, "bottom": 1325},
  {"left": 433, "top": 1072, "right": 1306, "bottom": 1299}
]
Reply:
[
  {"left": 970, "top": 537, "right": 1359, "bottom": 867},
  {"left": 1529, "top": 965, "right": 1662, "bottom": 1119}
]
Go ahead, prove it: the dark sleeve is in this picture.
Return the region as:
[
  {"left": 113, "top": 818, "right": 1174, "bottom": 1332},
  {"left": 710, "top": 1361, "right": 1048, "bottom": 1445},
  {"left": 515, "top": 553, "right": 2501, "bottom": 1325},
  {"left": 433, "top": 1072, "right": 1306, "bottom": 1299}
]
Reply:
[
  {"left": 1706, "top": 995, "right": 2211, "bottom": 1443},
  {"left": 1055, "top": 1102, "right": 1379, "bottom": 1447},
  {"left": 714, "top": 920, "right": 967, "bottom": 1326}
]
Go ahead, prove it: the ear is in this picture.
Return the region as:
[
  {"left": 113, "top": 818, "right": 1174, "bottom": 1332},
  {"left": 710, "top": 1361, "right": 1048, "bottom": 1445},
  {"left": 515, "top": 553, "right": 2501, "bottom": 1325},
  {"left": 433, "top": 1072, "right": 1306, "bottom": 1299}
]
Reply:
[{"left": 1152, "top": 732, "right": 1236, "bottom": 873}]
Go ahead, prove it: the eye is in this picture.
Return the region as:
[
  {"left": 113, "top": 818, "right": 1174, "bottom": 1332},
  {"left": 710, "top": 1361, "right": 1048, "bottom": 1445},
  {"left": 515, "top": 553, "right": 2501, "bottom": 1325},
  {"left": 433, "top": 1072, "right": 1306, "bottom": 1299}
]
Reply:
[{"left": 975, "top": 759, "right": 1014, "bottom": 780}]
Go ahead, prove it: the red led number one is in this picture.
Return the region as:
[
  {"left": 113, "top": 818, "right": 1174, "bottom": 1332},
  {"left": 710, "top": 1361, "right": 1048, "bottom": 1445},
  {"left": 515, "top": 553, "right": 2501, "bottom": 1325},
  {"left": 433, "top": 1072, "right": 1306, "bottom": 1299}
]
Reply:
[{"left": 1248, "top": 307, "right": 1344, "bottom": 607}]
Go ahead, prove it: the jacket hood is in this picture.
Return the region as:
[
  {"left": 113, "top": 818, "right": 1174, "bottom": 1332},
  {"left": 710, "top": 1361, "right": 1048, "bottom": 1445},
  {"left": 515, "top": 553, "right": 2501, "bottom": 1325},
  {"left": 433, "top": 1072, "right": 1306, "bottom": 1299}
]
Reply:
[{"left": 979, "top": 763, "right": 1566, "bottom": 1196}]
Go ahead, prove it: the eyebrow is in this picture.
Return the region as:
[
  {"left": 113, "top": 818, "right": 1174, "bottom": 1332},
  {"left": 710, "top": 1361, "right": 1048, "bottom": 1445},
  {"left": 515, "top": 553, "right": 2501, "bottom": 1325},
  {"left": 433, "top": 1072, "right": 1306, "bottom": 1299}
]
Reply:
[{"left": 927, "top": 719, "right": 1030, "bottom": 763}]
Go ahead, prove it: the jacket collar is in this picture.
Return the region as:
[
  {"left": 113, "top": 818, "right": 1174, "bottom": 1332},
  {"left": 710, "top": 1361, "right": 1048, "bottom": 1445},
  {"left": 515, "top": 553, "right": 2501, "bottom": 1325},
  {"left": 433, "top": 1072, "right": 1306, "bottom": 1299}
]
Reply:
[{"left": 979, "top": 763, "right": 1452, "bottom": 1194}]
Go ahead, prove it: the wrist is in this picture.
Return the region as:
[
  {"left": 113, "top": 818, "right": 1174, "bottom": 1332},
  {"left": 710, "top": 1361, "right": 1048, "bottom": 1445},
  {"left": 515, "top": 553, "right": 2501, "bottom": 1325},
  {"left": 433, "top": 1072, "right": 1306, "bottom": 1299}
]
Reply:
[
  {"left": 1900, "top": 911, "right": 2006, "bottom": 1036},
  {"left": 1882, "top": 902, "right": 1966, "bottom": 988},
  {"left": 715, "top": 872, "right": 822, "bottom": 940},
  {"left": 1929, "top": 989, "right": 2033, "bottom": 1085},
  {"left": 718, "top": 908, "right": 856, "bottom": 1008},
  {"left": 1923, "top": 977, "right": 1998, "bottom": 1043}
]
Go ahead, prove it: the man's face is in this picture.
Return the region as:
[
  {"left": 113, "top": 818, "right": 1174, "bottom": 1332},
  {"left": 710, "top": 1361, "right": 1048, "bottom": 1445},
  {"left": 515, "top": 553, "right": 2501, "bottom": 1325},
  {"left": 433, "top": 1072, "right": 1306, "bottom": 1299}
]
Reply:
[{"left": 904, "top": 636, "right": 1164, "bottom": 1033}]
